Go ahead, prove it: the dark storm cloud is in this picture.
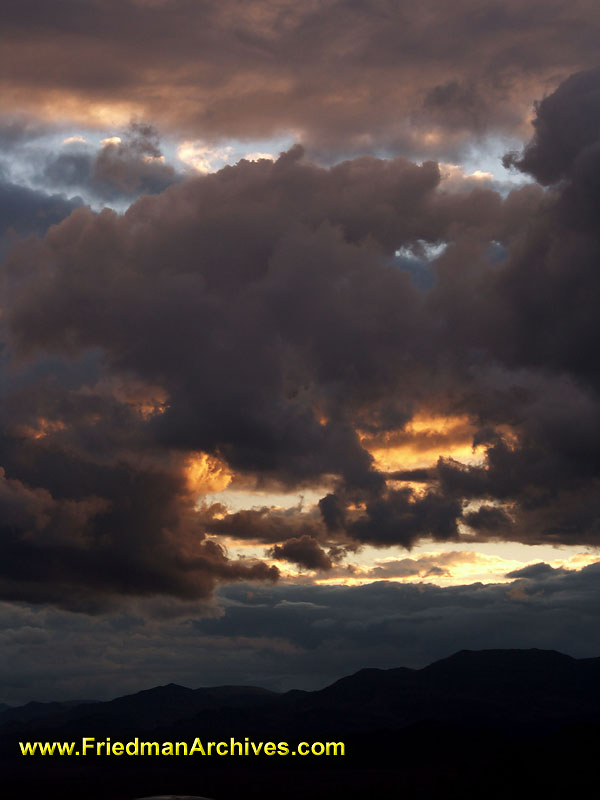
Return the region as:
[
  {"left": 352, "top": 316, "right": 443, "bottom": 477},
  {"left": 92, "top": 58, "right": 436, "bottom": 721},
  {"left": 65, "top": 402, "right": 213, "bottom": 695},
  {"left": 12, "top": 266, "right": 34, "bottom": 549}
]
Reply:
[
  {"left": 0, "top": 455, "right": 278, "bottom": 612},
  {"left": 4, "top": 562, "right": 600, "bottom": 702},
  {"left": 503, "top": 67, "right": 600, "bottom": 185},
  {"left": 1, "top": 1, "right": 600, "bottom": 156},
  {"left": 348, "top": 488, "right": 462, "bottom": 547},
  {"left": 462, "top": 504, "right": 513, "bottom": 532},
  {"left": 3, "top": 67, "right": 600, "bottom": 607},
  {"left": 270, "top": 535, "right": 333, "bottom": 571},
  {"left": 201, "top": 506, "right": 325, "bottom": 545}
]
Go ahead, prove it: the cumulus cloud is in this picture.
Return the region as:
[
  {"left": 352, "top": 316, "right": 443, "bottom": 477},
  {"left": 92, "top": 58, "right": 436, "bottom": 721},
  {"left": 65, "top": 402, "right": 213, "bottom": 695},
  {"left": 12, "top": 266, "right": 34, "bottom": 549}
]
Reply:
[
  {"left": 2, "top": 68, "right": 600, "bottom": 609},
  {"left": 42, "top": 122, "right": 180, "bottom": 202},
  {"left": 503, "top": 67, "right": 600, "bottom": 185}
]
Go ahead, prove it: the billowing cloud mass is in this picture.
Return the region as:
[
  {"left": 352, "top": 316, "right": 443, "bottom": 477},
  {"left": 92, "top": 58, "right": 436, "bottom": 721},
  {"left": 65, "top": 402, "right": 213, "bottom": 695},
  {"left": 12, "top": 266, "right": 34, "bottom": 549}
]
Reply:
[
  {"left": 2, "top": 64, "right": 600, "bottom": 613},
  {"left": 41, "top": 122, "right": 180, "bottom": 202},
  {"left": 1, "top": 0, "right": 600, "bottom": 646},
  {"left": 1, "top": 1, "right": 600, "bottom": 158}
]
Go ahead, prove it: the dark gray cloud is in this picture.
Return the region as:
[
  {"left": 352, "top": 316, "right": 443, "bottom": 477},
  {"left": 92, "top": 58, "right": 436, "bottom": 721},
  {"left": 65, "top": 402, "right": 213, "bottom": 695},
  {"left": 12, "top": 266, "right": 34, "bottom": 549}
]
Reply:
[
  {"left": 0, "top": 177, "right": 82, "bottom": 264},
  {"left": 505, "top": 562, "right": 564, "bottom": 579},
  {"left": 463, "top": 504, "right": 513, "bottom": 531},
  {"left": 3, "top": 561, "right": 600, "bottom": 703},
  {"left": 194, "top": 560, "right": 600, "bottom": 688},
  {"left": 0, "top": 180, "right": 81, "bottom": 238},
  {"left": 0, "top": 116, "right": 53, "bottom": 149},
  {"left": 270, "top": 535, "right": 333, "bottom": 571},
  {"left": 1, "top": 1, "right": 600, "bottom": 158},
  {"left": 0, "top": 460, "right": 278, "bottom": 612},
  {"left": 503, "top": 67, "right": 600, "bottom": 185}
]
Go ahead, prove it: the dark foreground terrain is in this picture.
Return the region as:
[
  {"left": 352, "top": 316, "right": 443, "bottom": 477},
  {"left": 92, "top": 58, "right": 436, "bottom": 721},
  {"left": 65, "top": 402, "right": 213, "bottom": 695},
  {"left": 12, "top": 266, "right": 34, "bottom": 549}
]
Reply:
[{"left": 2, "top": 649, "right": 600, "bottom": 799}]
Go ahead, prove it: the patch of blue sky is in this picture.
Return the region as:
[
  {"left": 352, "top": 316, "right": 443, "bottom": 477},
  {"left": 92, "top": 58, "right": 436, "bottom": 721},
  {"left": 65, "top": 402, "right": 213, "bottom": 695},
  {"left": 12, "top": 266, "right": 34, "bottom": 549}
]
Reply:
[
  {"left": 0, "top": 125, "right": 93, "bottom": 200},
  {"left": 458, "top": 136, "right": 534, "bottom": 193},
  {"left": 167, "top": 132, "right": 298, "bottom": 173},
  {"left": 392, "top": 240, "right": 446, "bottom": 289},
  {"left": 486, "top": 240, "right": 509, "bottom": 265}
]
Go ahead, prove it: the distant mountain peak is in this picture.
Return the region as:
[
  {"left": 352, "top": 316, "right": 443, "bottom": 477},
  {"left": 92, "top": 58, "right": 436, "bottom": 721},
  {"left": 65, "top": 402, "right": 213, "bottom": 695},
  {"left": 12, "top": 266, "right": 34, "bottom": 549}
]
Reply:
[{"left": 425, "top": 647, "right": 575, "bottom": 668}]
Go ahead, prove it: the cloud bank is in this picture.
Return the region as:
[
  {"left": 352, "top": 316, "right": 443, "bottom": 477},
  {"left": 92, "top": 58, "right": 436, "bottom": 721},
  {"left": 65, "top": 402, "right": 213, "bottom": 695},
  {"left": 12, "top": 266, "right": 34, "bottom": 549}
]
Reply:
[
  {"left": 3, "top": 560, "right": 600, "bottom": 702},
  {"left": 2, "top": 1, "right": 600, "bottom": 157}
]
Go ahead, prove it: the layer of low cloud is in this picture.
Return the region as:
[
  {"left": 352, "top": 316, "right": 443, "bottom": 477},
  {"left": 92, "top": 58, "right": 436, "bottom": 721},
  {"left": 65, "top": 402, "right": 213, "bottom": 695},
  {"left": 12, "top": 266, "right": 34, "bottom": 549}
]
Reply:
[
  {"left": 2, "top": 561, "right": 600, "bottom": 703},
  {"left": 2, "top": 1, "right": 600, "bottom": 159}
]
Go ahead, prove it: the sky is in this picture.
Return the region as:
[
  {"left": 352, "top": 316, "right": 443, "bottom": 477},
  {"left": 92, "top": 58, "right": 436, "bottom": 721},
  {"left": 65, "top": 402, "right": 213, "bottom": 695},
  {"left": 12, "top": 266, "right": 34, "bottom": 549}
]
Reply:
[{"left": 2, "top": 0, "right": 600, "bottom": 704}]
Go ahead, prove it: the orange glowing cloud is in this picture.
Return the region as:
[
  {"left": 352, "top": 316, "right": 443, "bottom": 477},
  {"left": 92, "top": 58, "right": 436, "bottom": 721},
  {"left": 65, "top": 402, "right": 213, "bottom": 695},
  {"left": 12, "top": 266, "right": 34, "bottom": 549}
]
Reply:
[
  {"left": 15, "top": 417, "right": 67, "bottom": 440},
  {"left": 313, "top": 548, "right": 600, "bottom": 588},
  {"left": 186, "top": 452, "right": 233, "bottom": 495},
  {"left": 360, "top": 413, "right": 487, "bottom": 472}
]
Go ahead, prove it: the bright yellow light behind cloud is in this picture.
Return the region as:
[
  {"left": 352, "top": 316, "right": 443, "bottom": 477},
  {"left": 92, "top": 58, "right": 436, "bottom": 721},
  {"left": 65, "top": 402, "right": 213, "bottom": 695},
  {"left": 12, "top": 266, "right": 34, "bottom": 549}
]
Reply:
[
  {"left": 100, "top": 136, "right": 122, "bottom": 146},
  {"left": 313, "top": 548, "right": 600, "bottom": 588},
  {"left": 177, "top": 141, "right": 233, "bottom": 173},
  {"left": 186, "top": 452, "right": 233, "bottom": 495},
  {"left": 361, "top": 413, "right": 487, "bottom": 472}
]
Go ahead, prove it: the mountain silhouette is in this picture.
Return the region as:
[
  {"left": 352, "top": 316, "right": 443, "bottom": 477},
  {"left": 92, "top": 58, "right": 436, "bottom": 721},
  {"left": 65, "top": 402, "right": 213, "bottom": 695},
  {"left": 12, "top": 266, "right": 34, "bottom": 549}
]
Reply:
[{"left": 3, "top": 649, "right": 600, "bottom": 799}]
